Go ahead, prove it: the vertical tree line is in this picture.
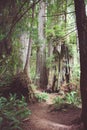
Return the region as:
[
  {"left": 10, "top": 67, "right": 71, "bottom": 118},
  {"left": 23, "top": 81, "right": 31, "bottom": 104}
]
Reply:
[
  {"left": 36, "top": 0, "right": 48, "bottom": 89},
  {"left": 74, "top": 0, "right": 87, "bottom": 129}
]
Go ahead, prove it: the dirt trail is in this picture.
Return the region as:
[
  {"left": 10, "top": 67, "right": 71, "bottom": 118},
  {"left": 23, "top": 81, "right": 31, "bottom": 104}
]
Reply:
[{"left": 23, "top": 91, "right": 84, "bottom": 130}]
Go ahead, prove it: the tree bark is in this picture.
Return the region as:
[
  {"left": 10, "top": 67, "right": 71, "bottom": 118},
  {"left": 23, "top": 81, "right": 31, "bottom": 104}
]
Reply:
[
  {"left": 24, "top": 5, "right": 35, "bottom": 76},
  {"left": 74, "top": 0, "right": 87, "bottom": 129},
  {"left": 47, "top": 40, "right": 53, "bottom": 86},
  {"left": 36, "top": 0, "right": 48, "bottom": 89},
  {"left": 20, "top": 33, "right": 29, "bottom": 70}
]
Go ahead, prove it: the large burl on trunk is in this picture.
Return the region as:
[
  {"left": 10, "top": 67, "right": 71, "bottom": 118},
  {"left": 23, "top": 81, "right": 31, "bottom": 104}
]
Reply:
[{"left": 1, "top": 72, "right": 35, "bottom": 101}]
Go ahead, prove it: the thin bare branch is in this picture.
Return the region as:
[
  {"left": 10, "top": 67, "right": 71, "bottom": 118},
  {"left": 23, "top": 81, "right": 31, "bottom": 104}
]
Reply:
[
  {"left": 11, "top": 0, "right": 29, "bottom": 25},
  {"left": 42, "top": 11, "right": 75, "bottom": 17},
  {"left": 63, "top": 28, "right": 77, "bottom": 39}
]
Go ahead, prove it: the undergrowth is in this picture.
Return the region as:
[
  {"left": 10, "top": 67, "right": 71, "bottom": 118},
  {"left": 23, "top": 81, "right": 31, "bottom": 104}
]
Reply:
[
  {"left": 53, "top": 91, "right": 81, "bottom": 109},
  {"left": 35, "top": 92, "right": 48, "bottom": 102},
  {"left": 65, "top": 91, "right": 81, "bottom": 106},
  {"left": 0, "top": 94, "right": 31, "bottom": 130}
]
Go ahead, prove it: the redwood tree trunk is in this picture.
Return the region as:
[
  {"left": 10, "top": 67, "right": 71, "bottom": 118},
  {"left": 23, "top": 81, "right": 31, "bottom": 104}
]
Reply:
[
  {"left": 74, "top": 0, "right": 87, "bottom": 129},
  {"left": 36, "top": 0, "right": 48, "bottom": 89},
  {"left": 24, "top": 5, "right": 34, "bottom": 76}
]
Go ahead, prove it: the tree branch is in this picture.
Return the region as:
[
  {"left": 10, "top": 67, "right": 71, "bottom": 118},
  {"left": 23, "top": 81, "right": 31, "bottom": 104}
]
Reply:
[
  {"left": 62, "top": 28, "right": 77, "bottom": 41},
  {"left": 11, "top": 0, "right": 29, "bottom": 25},
  {"left": 7, "top": 0, "right": 41, "bottom": 38},
  {"left": 43, "top": 11, "right": 75, "bottom": 17}
]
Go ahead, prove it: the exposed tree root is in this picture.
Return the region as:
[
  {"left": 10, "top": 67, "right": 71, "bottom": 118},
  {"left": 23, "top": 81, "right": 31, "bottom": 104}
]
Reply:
[{"left": 0, "top": 72, "right": 36, "bottom": 102}]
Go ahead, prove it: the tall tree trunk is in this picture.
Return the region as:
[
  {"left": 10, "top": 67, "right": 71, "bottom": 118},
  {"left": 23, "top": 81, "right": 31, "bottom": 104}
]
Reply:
[
  {"left": 64, "top": 0, "right": 70, "bottom": 84},
  {"left": 24, "top": 5, "right": 35, "bottom": 76},
  {"left": 74, "top": 0, "right": 87, "bottom": 129},
  {"left": 20, "top": 33, "right": 29, "bottom": 70},
  {"left": 47, "top": 40, "right": 53, "bottom": 86},
  {"left": 36, "top": 47, "right": 41, "bottom": 86},
  {"left": 36, "top": 0, "right": 48, "bottom": 89}
]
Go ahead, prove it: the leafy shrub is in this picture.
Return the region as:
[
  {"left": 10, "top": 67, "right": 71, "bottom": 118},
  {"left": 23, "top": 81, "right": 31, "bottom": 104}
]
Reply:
[
  {"left": 53, "top": 96, "right": 65, "bottom": 107},
  {"left": 0, "top": 94, "right": 31, "bottom": 130},
  {"left": 35, "top": 92, "right": 48, "bottom": 102},
  {"left": 31, "top": 84, "right": 37, "bottom": 90},
  {"left": 53, "top": 91, "right": 81, "bottom": 108},
  {"left": 65, "top": 91, "right": 81, "bottom": 106}
]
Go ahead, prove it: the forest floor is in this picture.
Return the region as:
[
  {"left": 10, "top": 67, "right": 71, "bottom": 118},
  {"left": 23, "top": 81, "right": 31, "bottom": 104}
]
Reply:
[{"left": 23, "top": 90, "right": 84, "bottom": 130}]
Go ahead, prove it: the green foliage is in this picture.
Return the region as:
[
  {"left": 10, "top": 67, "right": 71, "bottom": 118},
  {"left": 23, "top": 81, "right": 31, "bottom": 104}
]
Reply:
[
  {"left": 34, "top": 39, "right": 46, "bottom": 47},
  {"left": 85, "top": 0, "right": 87, "bottom": 4},
  {"left": 71, "top": 63, "right": 80, "bottom": 85},
  {"left": 31, "top": 84, "right": 37, "bottom": 90},
  {"left": 66, "top": 33, "right": 77, "bottom": 57},
  {"left": 0, "top": 39, "right": 22, "bottom": 87},
  {"left": 65, "top": 91, "right": 81, "bottom": 106},
  {"left": 72, "top": 64, "right": 80, "bottom": 79},
  {"left": 35, "top": 92, "right": 48, "bottom": 102},
  {"left": 46, "top": 28, "right": 55, "bottom": 38},
  {"left": 0, "top": 33, "right": 5, "bottom": 41},
  {"left": 69, "top": 33, "right": 76, "bottom": 45},
  {"left": 46, "top": 24, "right": 65, "bottom": 40},
  {"left": 30, "top": 46, "right": 36, "bottom": 80},
  {"left": 46, "top": 55, "right": 54, "bottom": 68},
  {"left": 53, "top": 91, "right": 81, "bottom": 108},
  {"left": 0, "top": 94, "right": 31, "bottom": 130},
  {"left": 53, "top": 96, "right": 65, "bottom": 107}
]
